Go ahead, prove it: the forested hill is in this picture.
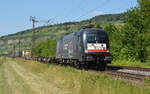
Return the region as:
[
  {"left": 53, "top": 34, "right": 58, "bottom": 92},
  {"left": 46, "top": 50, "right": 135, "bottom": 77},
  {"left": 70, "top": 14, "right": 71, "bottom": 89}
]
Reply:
[{"left": 0, "top": 13, "right": 125, "bottom": 55}]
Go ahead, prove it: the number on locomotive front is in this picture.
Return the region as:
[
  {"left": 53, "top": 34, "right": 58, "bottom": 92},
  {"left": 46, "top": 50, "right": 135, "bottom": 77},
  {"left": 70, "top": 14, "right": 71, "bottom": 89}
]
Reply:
[{"left": 86, "top": 33, "right": 108, "bottom": 52}]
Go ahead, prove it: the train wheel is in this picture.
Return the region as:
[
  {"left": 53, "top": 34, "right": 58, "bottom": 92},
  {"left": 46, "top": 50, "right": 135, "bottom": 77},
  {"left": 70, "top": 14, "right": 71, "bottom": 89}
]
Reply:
[
  {"left": 99, "top": 63, "right": 106, "bottom": 71},
  {"left": 83, "top": 62, "right": 88, "bottom": 70},
  {"left": 74, "top": 61, "right": 80, "bottom": 69},
  {"left": 70, "top": 60, "right": 74, "bottom": 66}
]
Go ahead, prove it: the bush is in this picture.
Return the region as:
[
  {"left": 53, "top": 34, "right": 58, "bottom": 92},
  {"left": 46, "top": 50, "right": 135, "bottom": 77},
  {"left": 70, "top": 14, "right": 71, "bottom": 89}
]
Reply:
[{"left": 34, "top": 40, "right": 56, "bottom": 57}]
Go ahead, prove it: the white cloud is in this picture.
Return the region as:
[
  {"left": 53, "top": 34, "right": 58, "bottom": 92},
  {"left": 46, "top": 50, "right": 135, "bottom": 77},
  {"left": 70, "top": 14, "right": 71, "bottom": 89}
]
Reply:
[{"left": 92, "top": 11, "right": 104, "bottom": 16}]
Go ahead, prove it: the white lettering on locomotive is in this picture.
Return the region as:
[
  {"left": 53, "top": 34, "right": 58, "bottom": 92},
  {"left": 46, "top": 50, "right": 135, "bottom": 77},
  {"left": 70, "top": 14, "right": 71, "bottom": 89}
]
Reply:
[{"left": 87, "top": 43, "right": 107, "bottom": 50}]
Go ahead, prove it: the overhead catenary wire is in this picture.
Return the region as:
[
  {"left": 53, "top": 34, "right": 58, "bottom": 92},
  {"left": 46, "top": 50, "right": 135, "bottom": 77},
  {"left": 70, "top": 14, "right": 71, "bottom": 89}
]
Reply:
[
  {"left": 110, "top": 1, "right": 135, "bottom": 14},
  {"left": 75, "top": 0, "right": 111, "bottom": 21},
  {"left": 55, "top": 0, "right": 111, "bottom": 31},
  {"left": 54, "top": 0, "right": 111, "bottom": 24},
  {"left": 62, "top": 0, "right": 89, "bottom": 21}
]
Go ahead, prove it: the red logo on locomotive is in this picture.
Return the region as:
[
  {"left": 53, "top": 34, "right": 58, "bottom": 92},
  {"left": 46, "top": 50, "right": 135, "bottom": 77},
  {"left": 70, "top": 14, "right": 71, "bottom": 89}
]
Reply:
[{"left": 69, "top": 40, "right": 73, "bottom": 48}]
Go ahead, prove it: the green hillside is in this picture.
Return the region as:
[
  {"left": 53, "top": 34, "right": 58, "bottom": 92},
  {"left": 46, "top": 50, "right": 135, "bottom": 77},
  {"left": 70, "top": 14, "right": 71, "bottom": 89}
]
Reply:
[{"left": 0, "top": 13, "right": 125, "bottom": 55}]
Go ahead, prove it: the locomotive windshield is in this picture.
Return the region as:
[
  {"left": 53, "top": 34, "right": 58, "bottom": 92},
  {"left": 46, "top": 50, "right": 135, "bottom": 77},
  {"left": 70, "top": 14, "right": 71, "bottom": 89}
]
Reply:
[{"left": 87, "top": 33, "right": 106, "bottom": 43}]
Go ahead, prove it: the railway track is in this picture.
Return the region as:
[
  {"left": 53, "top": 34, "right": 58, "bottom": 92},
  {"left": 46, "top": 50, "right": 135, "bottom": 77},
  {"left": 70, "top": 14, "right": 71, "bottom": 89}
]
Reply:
[
  {"left": 106, "top": 71, "right": 150, "bottom": 85},
  {"left": 105, "top": 65, "right": 150, "bottom": 85},
  {"left": 107, "top": 65, "right": 150, "bottom": 72},
  {"left": 107, "top": 71, "right": 145, "bottom": 81}
]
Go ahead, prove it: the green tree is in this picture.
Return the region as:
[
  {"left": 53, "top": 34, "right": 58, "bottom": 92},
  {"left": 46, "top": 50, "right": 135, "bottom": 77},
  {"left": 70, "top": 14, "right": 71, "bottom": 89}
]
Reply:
[
  {"left": 104, "top": 24, "right": 122, "bottom": 60},
  {"left": 34, "top": 40, "right": 56, "bottom": 57},
  {"left": 95, "top": 24, "right": 103, "bottom": 29},
  {"left": 122, "top": 0, "right": 150, "bottom": 62}
]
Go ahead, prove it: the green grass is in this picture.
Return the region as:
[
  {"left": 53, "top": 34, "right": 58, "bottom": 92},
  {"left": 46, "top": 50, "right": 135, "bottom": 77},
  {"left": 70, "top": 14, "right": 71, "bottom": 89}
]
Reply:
[
  {"left": 0, "top": 57, "right": 5, "bottom": 94},
  {"left": 0, "top": 61, "right": 2, "bottom": 67},
  {"left": 0, "top": 57, "right": 35, "bottom": 94},
  {"left": 13, "top": 58, "right": 150, "bottom": 94},
  {"left": 0, "top": 57, "right": 5, "bottom": 66},
  {"left": 111, "top": 59, "right": 150, "bottom": 68}
]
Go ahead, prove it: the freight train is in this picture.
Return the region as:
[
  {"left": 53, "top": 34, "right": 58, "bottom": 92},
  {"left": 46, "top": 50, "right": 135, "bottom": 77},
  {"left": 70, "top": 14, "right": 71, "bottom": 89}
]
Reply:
[
  {"left": 55, "top": 28, "right": 112, "bottom": 70},
  {"left": 31, "top": 28, "right": 112, "bottom": 70}
]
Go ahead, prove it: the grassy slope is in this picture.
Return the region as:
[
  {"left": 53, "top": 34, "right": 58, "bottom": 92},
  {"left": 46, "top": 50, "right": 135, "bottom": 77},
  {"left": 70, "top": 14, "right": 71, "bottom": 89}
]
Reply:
[{"left": 0, "top": 57, "right": 150, "bottom": 94}]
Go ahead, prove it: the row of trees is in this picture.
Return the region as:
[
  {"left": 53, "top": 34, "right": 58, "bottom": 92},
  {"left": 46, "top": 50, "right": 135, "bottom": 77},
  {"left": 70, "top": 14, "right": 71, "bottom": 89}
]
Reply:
[{"left": 101, "top": 0, "right": 150, "bottom": 62}]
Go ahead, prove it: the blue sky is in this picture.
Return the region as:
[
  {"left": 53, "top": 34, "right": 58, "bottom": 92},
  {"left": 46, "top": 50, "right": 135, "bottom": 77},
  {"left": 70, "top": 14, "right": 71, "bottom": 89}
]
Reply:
[{"left": 0, "top": 0, "right": 137, "bottom": 37}]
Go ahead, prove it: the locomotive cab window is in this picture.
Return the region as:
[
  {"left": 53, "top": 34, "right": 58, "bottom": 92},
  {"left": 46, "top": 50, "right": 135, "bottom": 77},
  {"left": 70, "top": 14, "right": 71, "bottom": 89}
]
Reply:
[{"left": 86, "top": 34, "right": 106, "bottom": 43}]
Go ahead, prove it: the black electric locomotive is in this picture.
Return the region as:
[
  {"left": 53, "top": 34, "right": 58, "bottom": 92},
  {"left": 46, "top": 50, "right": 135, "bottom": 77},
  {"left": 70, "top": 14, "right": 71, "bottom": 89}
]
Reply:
[{"left": 56, "top": 28, "right": 112, "bottom": 70}]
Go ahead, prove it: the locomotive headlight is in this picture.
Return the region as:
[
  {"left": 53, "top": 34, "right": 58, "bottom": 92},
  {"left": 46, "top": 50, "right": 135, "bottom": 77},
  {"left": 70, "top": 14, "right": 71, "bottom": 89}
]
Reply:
[{"left": 85, "top": 50, "right": 88, "bottom": 53}]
